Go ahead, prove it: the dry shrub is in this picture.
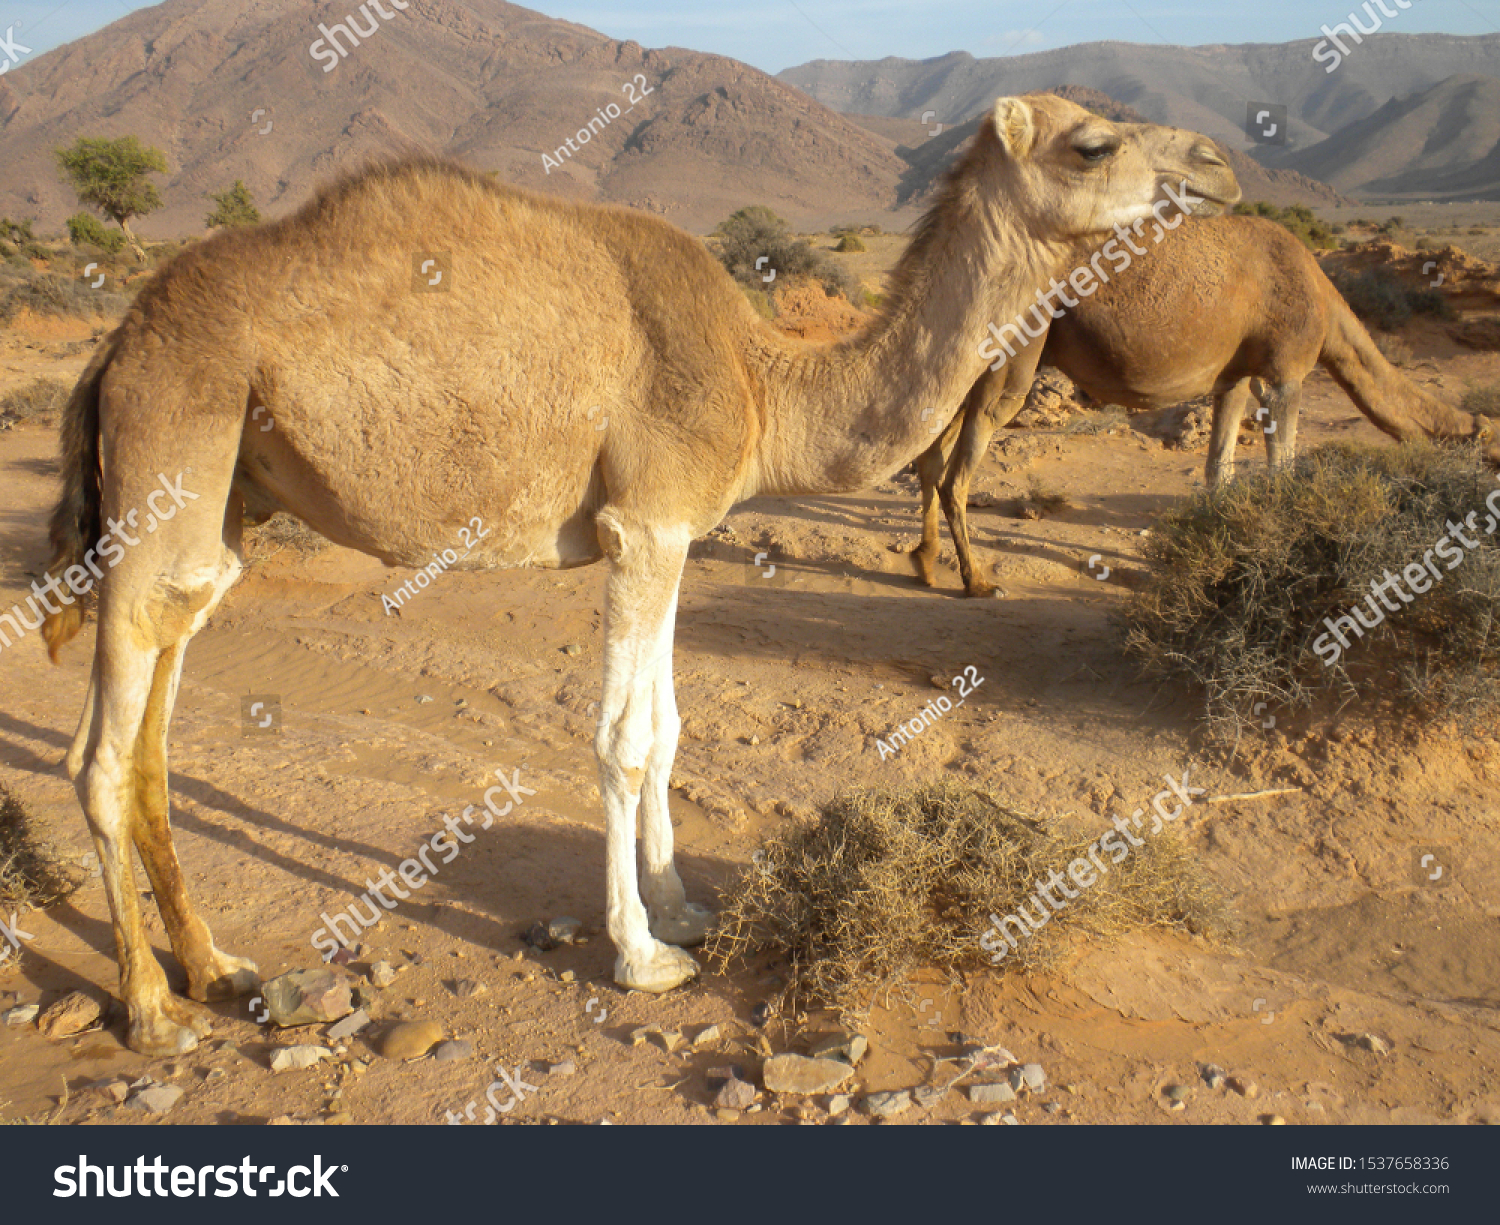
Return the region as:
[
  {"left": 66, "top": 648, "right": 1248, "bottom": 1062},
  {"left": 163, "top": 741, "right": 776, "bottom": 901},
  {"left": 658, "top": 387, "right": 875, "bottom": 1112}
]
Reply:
[
  {"left": 1120, "top": 442, "right": 1500, "bottom": 741},
  {"left": 1461, "top": 385, "right": 1500, "bottom": 417},
  {"left": 1062, "top": 405, "right": 1128, "bottom": 436},
  {"left": 0, "top": 376, "right": 69, "bottom": 424},
  {"left": 0, "top": 783, "right": 80, "bottom": 909},
  {"left": 0, "top": 273, "right": 128, "bottom": 325},
  {"left": 704, "top": 781, "right": 1226, "bottom": 1009},
  {"left": 245, "top": 512, "right": 331, "bottom": 562}
]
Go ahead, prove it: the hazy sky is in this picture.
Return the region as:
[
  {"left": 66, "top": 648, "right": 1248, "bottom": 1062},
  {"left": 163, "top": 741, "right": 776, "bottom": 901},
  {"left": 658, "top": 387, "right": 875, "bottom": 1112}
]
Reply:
[{"left": 7, "top": 0, "right": 1499, "bottom": 73}]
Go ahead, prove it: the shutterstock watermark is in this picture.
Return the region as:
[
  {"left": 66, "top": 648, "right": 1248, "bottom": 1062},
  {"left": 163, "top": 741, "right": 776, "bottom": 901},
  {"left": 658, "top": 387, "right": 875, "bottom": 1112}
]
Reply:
[
  {"left": 1312, "top": 0, "right": 1414, "bottom": 74},
  {"left": 0, "top": 910, "right": 35, "bottom": 964},
  {"left": 310, "top": 767, "right": 534, "bottom": 959},
  {"left": 308, "top": 0, "right": 408, "bottom": 74},
  {"left": 977, "top": 180, "right": 1201, "bottom": 372},
  {"left": 1313, "top": 491, "right": 1500, "bottom": 668},
  {"left": 55, "top": 1156, "right": 345, "bottom": 1198},
  {"left": 0, "top": 23, "right": 31, "bottom": 74},
  {"left": 0, "top": 472, "right": 197, "bottom": 658},
  {"left": 444, "top": 1064, "right": 542, "bottom": 1123},
  {"left": 979, "top": 767, "right": 1206, "bottom": 963}
]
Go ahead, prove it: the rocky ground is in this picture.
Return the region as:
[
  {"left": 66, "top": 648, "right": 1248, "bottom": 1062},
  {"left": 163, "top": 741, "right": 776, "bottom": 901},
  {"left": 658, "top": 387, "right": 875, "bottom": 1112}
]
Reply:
[{"left": 1, "top": 235, "right": 1498, "bottom": 1127}]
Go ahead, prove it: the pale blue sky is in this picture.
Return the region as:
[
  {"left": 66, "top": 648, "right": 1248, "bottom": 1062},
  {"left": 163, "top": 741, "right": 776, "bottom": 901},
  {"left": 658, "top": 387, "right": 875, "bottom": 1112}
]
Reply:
[{"left": 6, "top": 0, "right": 1500, "bottom": 72}]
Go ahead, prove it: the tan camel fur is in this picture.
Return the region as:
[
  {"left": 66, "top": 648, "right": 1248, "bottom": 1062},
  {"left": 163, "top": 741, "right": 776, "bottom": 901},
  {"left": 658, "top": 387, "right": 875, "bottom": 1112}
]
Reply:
[
  {"left": 912, "top": 214, "right": 1500, "bottom": 596},
  {"left": 42, "top": 94, "right": 1238, "bottom": 1055}
]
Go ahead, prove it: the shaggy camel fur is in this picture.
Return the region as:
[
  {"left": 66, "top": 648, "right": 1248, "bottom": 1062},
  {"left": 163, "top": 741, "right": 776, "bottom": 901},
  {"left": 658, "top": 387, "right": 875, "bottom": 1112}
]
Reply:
[
  {"left": 912, "top": 214, "right": 1500, "bottom": 596},
  {"left": 42, "top": 93, "right": 1238, "bottom": 1055}
]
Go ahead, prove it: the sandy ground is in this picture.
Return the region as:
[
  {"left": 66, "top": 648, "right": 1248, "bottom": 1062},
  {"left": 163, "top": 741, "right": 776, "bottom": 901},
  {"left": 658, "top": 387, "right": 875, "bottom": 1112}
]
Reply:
[{"left": 1, "top": 285, "right": 1499, "bottom": 1127}]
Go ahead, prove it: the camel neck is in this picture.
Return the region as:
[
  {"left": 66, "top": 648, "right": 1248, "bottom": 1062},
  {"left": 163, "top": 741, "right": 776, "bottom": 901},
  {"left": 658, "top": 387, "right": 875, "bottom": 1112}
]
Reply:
[{"left": 739, "top": 206, "right": 1064, "bottom": 499}]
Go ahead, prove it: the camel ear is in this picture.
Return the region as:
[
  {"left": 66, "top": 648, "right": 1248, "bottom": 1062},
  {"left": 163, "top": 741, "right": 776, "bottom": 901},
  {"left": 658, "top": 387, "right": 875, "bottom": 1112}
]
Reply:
[{"left": 991, "top": 96, "right": 1036, "bottom": 160}]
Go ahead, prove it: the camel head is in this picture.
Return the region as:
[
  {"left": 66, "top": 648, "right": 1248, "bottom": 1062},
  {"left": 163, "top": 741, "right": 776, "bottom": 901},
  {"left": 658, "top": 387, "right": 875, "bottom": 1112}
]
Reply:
[{"left": 981, "top": 93, "right": 1241, "bottom": 243}]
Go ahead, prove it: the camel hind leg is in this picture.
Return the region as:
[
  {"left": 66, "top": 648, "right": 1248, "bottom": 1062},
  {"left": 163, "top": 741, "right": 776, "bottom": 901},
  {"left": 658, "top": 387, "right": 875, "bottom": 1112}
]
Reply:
[
  {"left": 909, "top": 409, "right": 964, "bottom": 588},
  {"left": 1259, "top": 379, "right": 1302, "bottom": 471},
  {"left": 1205, "top": 378, "right": 1255, "bottom": 488}
]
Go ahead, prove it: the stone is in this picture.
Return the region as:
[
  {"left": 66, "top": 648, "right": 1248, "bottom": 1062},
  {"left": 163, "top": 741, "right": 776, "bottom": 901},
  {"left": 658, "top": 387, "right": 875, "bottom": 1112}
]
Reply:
[
  {"left": 369, "top": 961, "right": 397, "bottom": 988},
  {"left": 416, "top": 694, "right": 433, "bottom": 703},
  {"left": 562, "top": 644, "right": 583, "bottom": 657},
  {"left": 127, "top": 1084, "right": 184, "bottom": 1115},
  {"left": 522, "top": 921, "right": 556, "bottom": 952},
  {"left": 1200, "top": 1063, "right": 1227, "bottom": 1090},
  {"left": 692, "top": 1024, "right": 722, "bottom": 1048},
  {"left": 650, "top": 1029, "right": 684, "bottom": 1053},
  {"left": 559, "top": 970, "right": 576, "bottom": 983},
  {"left": 1227, "top": 1076, "right": 1259, "bottom": 1099},
  {"left": 706, "top": 1065, "right": 746, "bottom": 1090},
  {"left": 90, "top": 1077, "right": 130, "bottom": 1104},
  {"left": 713, "top": 1076, "right": 757, "bottom": 1110},
  {"left": 326, "top": 1009, "right": 370, "bottom": 1042},
  {"left": 1165, "top": 1084, "right": 1191, "bottom": 1103},
  {"left": 378, "top": 1020, "right": 444, "bottom": 1060},
  {"left": 432, "top": 1040, "right": 474, "bottom": 1063},
  {"left": 826, "top": 1094, "right": 851, "bottom": 1117},
  {"left": 762, "top": 1054, "right": 855, "bottom": 1095},
  {"left": 453, "top": 978, "right": 488, "bottom": 998},
  {"left": 545, "top": 1060, "right": 577, "bottom": 1076},
  {"left": 1264, "top": 1114, "right": 1286, "bottom": 1126},
  {"left": 914, "top": 1084, "right": 948, "bottom": 1109},
  {"left": 862, "top": 1090, "right": 912, "bottom": 1119},
  {"left": 38, "top": 991, "right": 103, "bottom": 1039},
  {"left": 3, "top": 1003, "right": 39, "bottom": 1026},
  {"left": 1018, "top": 1063, "right": 1045, "bottom": 1092},
  {"left": 714, "top": 1108, "right": 740, "bottom": 1122},
  {"left": 969, "top": 1082, "right": 1017, "bottom": 1105},
  {"left": 1357, "top": 1032, "right": 1392, "bottom": 1056},
  {"left": 263, "top": 969, "right": 352, "bottom": 1028},
  {"left": 807, "top": 1031, "right": 868, "bottom": 1065},
  {"left": 630, "top": 1024, "right": 660, "bottom": 1047},
  {"left": 270, "top": 1045, "right": 331, "bottom": 1073},
  {"left": 548, "top": 917, "right": 583, "bottom": 944}
]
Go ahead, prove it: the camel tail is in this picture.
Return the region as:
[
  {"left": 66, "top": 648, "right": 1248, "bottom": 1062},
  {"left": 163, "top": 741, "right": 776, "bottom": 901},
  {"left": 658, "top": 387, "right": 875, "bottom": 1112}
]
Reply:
[
  {"left": 1318, "top": 286, "right": 1499, "bottom": 461},
  {"left": 43, "top": 335, "right": 117, "bottom": 663}
]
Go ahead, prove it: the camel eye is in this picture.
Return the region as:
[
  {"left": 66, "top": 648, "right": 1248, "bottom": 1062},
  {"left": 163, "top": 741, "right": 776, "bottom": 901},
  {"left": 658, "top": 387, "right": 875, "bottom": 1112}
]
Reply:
[{"left": 1076, "top": 141, "right": 1117, "bottom": 164}]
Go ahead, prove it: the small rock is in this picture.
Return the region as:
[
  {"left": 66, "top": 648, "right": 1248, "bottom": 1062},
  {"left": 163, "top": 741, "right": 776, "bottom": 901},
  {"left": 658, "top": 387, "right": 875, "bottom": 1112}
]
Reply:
[
  {"left": 692, "top": 1024, "right": 722, "bottom": 1049},
  {"left": 826, "top": 1094, "right": 851, "bottom": 1116},
  {"left": 559, "top": 970, "right": 576, "bottom": 984},
  {"left": 326, "top": 1009, "right": 370, "bottom": 1042},
  {"left": 270, "top": 1045, "right": 331, "bottom": 1073},
  {"left": 749, "top": 1001, "right": 772, "bottom": 1028},
  {"left": 1263, "top": 1114, "right": 1286, "bottom": 1126},
  {"left": 969, "top": 1082, "right": 1017, "bottom": 1105},
  {"left": 545, "top": 1059, "right": 577, "bottom": 1077},
  {"left": 369, "top": 961, "right": 397, "bottom": 988},
  {"left": 263, "top": 969, "right": 352, "bottom": 1028},
  {"left": 3, "top": 1003, "right": 39, "bottom": 1026},
  {"left": 522, "top": 921, "right": 556, "bottom": 952},
  {"left": 714, "top": 1108, "right": 740, "bottom": 1122},
  {"left": 629, "top": 1024, "right": 660, "bottom": 1047},
  {"left": 706, "top": 1065, "right": 746, "bottom": 1090},
  {"left": 562, "top": 644, "right": 584, "bottom": 657},
  {"left": 1201, "top": 1063, "right": 1227, "bottom": 1090},
  {"left": 1165, "top": 1084, "right": 1191, "bottom": 1103},
  {"left": 452, "top": 979, "right": 488, "bottom": 998},
  {"left": 325, "top": 1111, "right": 353, "bottom": 1125},
  {"left": 416, "top": 694, "right": 434, "bottom": 704},
  {"left": 862, "top": 1090, "right": 912, "bottom": 1119},
  {"left": 651, "top": 1029, "right": 684, "bottom": 1053},
  {"left": 807, "top": 1031, "right": 869, "bottom": 1065},
  {"left": 90, "top": 1077, "right": 130, "bottom": 1104},
  {"left": 1357, "top": 1032, "right": 1392, "bottom": 1056},
  {"left": 377, "top": 1020, "right": 444, "bottom": 1060},
  {"left": 1040, "top": 1102, "right": 1062, "bottom": 1115},
  {"left": 1228, "top": 1076, "right": 1260, "bottom": 1099},
  {"left": 762, "top": 1054, "right": 855, "bottom": 1095},
  {"left": 431, "top": 1039, "right": 474, "bottom": 1063},
  {"left": 1018, "top": 1063, "right": 1046, "bottom": 1091},
  {"left": 38, "top": 991, "right": 103, "bottom": 1039},
  {"left": 914, "top": 1084, "right": 948, "bottom": 1109},
  {"left": 127, "top": 1084, "right": 185, "bottom": 1114},
  {"left": 714, "top": 1076, "right": 758, "bottom": 1110},
  {"left": 548, "top": 916, "right": 583, "bottom": 944}
]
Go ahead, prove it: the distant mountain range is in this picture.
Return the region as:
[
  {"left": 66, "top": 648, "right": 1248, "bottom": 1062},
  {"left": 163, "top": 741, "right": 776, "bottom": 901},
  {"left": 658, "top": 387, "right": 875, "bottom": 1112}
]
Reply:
[
  {"left": 0, "top": 5, "right": 1494, "bottom": 244},
  {"left": 780, "top": 34, "right": 1500, "bottom": 203}
]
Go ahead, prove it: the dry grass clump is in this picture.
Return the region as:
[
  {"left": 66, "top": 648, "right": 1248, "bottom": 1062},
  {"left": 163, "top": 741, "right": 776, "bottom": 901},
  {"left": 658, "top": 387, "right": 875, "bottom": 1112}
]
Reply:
[
  {"left": 0, "top": 376, "right": 70, "bottom": 424},
  {"left": 244, "top": 512, "right": 331, "bottom": 562},
  {"left": 0, "top": 783, "right": 80, "bottom": 910},
  {"left": 1461, "top": 385, "right": 1500, "bottom": 418},
  {"left": 1120, "top": 442, "right": 1500, "bottom": 740},
  {"left": 0, "top": 273, "right": 128, "bottom": 325},
  {"left": 1062, "top": 405, "right": 1128, "bottom": 436},
  {"left": 704, "top": 781, "right": 1226, "bottom": 1009}
]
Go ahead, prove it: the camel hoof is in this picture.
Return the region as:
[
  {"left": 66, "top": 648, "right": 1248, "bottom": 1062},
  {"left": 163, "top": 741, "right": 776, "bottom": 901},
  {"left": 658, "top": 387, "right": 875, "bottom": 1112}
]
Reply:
[
  {"left": 964, "top": 581, "right": 1006, "bottom": 599},
  {"left": 128, "top": 1004, "right": 209, "bottom": 1056},
  {"left": 188, "top": 954, "right": 260, "bottom": 1003},
  {"left": 907, "top": 549, "right": 938, "bottom": 588},
  {"left": 615, "top": 943, "right": 699, "bottom": 994},
  {"left": 650, "top": 902, "right": 714, "bottom": 947}
]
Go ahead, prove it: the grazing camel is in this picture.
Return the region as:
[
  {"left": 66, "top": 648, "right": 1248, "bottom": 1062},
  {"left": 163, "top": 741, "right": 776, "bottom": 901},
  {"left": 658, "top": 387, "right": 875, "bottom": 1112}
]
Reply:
[
  {"left": 911, "top": 214, "right": 1500, "bottom": 596},
  {"left": 42, "top": 93, "right": 1238, "bottom": 1055}
]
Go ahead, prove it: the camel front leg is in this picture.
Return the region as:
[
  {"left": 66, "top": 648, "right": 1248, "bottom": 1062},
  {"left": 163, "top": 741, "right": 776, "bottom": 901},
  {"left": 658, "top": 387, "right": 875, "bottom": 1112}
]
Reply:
[
  {"left": 638, "top": 585, "right": 713, "bottom": 946},
  {"left": 909, "top": 411, "right": 964, "bottom": 588},
  {"left": 595, "top": 511, "right": 698, "bottom": 993},
  {"left": 1260, "top": 379, "right": 1302, "bottom": 470},
  {"left": 1206, "top": 378, "right": 1255, "bottom": 488}
]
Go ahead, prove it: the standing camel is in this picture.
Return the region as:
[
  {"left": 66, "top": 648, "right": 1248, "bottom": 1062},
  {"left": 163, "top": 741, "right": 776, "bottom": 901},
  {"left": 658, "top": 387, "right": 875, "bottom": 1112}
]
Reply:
[
  {"left": 910, "top": 214, "right": 1500, "bottom": 596},
  {"left": 41, "top": 93, "right": 1238, "bottom": 1055}
]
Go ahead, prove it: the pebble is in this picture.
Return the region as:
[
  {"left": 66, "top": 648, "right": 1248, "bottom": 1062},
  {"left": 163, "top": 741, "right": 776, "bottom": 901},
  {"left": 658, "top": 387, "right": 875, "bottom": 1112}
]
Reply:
[
  {"left": 377, "top": 1020, "right": 444, "bottom": 1060},
  {"left": 1264, "top": 1114, "right": 1286, "bottom": 1126},
  {"left": 1228, "top": 1076, "right": 1260, "bottom": 1099},
  {"left": 3, "top": 1003, "right": 39, "bottom": 1026},
  {"left": 562, "top": 644, "right": 583, "bottom": 656},
  {"left": 915, "top": 1084, "right": 948, "bottom": 1109},
  {"left": 1040, "top": 1102, "right": 1062, "bottom": 1115},
  {"left": 762, "top": 1054, "right": 855, "bottom": 1095},
  {"left": 969, "top": 1082, "right": 1017, "bottom": 1105},
  {"left": 263, "top": 969, "right": 352, "bottom": 1028},
  {"left": 548, "top": 917, "right": 583, "bottom": 944},
  {"left": 862, "top": 1090, "right": 912, "bottom": 1119},
  {"left": 326, "top": 1009, "right": 370, "bottom": 1042},
  {"left": 431, "top": 1039, "right": 474, "bottom": 1063},
  {"left": 1200, "top": 1063, "right": 1227, "bottom": 1090},
  {"left": 270, "top": 1045, "right": 331, "bottom": 1073},
  {"left": 545, "top": 1060, "right": 577, "bottom": 1077},
  {"left": 693, "top": 1024, "right": 722, "bottom": 1048},
  {"left": 522, "top": 921, "right": 557, "bottom": 952},
  {"left": 127, "top": 1084, "right": 185, "bottom": 1115},
  {"left": 1165, "top": 1084, "right": 1191, "bottom": 1103},
  {"left": 713, "top": 1076, "right": 758, "bottom": 1110},
  {"left": 369, "top": 961, "right": 397, "bottom": 988},
  {"left": 650, "top": 1029, "right": 684, "bottom": 1053},
  {"left": 807, "top": 1031, "right": 869, "bottom": 1065},
  {"left": 1010, "top": 1063, "right": 1045, "bottom": 1092},
  {"left": 90, "top": 1077, "right": 130, "bottom": 1104},
  {"left": 559, "top": 970, "right": 576, "bottom": 984},
  {"left": 714, "top": 1108, "right": 740, "bottom": 1122},
  {"left": 826, "top": 1094, "right": 851, "bottom": 1117},
  {"left": 1357, "top": 1033, "right": 1392, "bottom": 1056},
  {"left": 452, "top": 979, "right": 488, "bottom": 998},
  {"left": 416, "top": 694, "right": 434, "bottom": 704},
  {"left": 38, "top": 991, "right": 103, "bottom": 1039},
  {"left": 629, "top": 1025, "right": 660, "bottom": 1046}
]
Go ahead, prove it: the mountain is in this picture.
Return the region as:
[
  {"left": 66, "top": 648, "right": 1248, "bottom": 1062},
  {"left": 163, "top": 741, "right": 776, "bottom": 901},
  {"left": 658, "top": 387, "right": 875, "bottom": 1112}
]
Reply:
[
  {"left": 779, "top": 34, "right": 1500, "bottom": 201},
  {"left": 0, "top": 0, "right": 908, "bottom": 235},
  {"left": 1282, "top": 74, "right": 1500, "bottom": 200}
]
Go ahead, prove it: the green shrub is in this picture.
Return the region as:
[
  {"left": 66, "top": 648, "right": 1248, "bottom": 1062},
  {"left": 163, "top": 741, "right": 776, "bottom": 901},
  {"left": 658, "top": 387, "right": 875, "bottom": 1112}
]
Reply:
[
  {"left": 65, "top": 212, "right": 125, "bottom": 253},
  {"left": 0, "top": 273, "right": 128, "bottom": 324},
  {"left": 1330, "top": 266, "right": 1452, "bottom": 331},
  {"left": 713, "top": 205, "right": 860, "bottom": 303},
  {"left": 1233, "top": 201, "right": 1336, "bottom": 250},
  {"left": 1120, "top": 443, "right": 1500, "bottom": 740},
  {"left": 834, "top": 233, "right": 866, "bottom": 253}
]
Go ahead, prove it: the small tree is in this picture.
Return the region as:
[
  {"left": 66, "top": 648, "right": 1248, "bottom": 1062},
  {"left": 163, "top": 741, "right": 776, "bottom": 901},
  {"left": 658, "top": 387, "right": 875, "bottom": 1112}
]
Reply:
[
  {"left": 205, "top": 180, "right": 261, "bottom": 229},
  {"left": 54, "top": 135, "right": 168, "bottom": 261},
  {"left": 66, "top": 212, "right": 126, "bottom": 253}
]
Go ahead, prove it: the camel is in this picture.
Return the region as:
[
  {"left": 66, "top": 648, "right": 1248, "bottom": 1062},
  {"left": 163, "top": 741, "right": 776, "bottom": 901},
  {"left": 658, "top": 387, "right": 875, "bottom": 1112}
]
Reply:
[
  {"left": 40, "top": 93, "right": 1238, "bottom": 1055},
  {"left": 910, "top": 213, "right": 1500, "bottom": 597}
]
